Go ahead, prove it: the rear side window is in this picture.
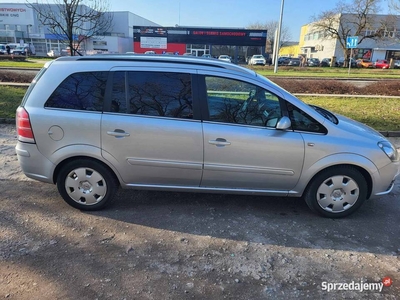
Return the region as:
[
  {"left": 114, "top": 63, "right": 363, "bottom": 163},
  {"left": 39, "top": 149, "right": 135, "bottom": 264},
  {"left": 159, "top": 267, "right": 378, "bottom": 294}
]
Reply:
[
  {"left": 45, "top": 72, "right": 108, "bottom": 111},
  {"left": 21, "top": 66, "right": 48, "bottom": 106},
  {"left": 111, "top": 71, "right": 193, "bottom": 119}
]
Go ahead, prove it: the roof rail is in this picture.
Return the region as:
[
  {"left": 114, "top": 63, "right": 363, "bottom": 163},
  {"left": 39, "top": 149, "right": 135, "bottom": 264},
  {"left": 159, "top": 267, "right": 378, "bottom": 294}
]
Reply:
[{"left": 57, "top": 54, "right": 255, "bottom": 76}]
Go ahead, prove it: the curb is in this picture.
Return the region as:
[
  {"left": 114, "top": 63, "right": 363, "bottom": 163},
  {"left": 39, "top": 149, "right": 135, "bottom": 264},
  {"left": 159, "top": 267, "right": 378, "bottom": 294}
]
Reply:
[{"left": 1, "top": 117, "right": 399, "bottom": 137}]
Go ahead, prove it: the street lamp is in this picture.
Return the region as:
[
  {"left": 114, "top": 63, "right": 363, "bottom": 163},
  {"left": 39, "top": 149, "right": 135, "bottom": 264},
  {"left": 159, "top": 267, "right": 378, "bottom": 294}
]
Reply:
[
  {"left": 27, "top": 24, "right": 32, "bottom": 42},
  {"left": 273, "top": 0, "right": 285, "bottom": 73},
  {"left": 27, "top": 24, "right": 33, "bottom": 56}
]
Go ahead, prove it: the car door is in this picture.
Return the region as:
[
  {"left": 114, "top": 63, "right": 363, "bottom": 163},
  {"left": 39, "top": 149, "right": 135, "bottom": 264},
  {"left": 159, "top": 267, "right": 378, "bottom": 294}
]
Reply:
[
  {"left": 199, "top": 74, "right": 305, "bottom": 193},
  {"left": 101, "top": 68, "right": 203, "bottom": 186}
]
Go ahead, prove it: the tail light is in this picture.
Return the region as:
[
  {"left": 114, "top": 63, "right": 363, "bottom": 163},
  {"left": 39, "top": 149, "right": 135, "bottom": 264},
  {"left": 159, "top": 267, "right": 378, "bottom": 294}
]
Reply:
[{"left": 16, "top": 107, "right": 35, "bottom": 143}]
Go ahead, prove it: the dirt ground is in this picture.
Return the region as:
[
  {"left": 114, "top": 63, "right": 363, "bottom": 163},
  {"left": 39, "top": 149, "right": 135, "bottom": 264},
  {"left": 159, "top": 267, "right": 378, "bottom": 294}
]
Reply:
[{"left": 1, "top": 123, "right": 399, "bottom": 299}]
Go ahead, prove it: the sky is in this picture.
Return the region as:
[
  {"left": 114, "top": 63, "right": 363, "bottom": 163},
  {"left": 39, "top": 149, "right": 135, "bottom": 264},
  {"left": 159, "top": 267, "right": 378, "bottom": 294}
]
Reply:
[
  {"left": 0, "top": 0, "right": 392, "bottom": 41},
  {"left": 111, "top": 0, "right": 338, "bottom": 40},
  {"left": 109, "top": 0, "right": 391, "bottom": 40}
]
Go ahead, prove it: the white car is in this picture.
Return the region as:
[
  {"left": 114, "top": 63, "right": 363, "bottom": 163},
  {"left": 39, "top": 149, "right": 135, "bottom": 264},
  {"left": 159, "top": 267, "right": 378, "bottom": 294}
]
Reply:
[
  {"left": 47, "top": 50, "right": 60, "bottom": 57},
  {"left": 218, "top": 55, "right": 231, "bottom": 63},
  {"left": 249, "top": 55, "right": 266, "bottom": 66}
]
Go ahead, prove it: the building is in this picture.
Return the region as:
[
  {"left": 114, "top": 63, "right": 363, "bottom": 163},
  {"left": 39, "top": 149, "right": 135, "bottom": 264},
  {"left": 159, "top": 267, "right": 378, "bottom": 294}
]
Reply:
[
  {"left": 0, "top": 2, "right": 267, "bottom": 59},
  {"left": 133, "top": 26, "right": 267, "bottom": 60},
  {"left": 280, "top": 13, "right": 400, "bottom": 63},
  {"left": 0, "top": 3, "right": 159, "bottom": 56}
]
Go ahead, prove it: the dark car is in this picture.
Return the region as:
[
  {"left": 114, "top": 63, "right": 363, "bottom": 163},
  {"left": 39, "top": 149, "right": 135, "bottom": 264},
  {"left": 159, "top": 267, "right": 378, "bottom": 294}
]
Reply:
[
  {"left": 320, "top": 58, "right": 331, "bottom": 67},
  {"left": 287, "top": 58, "right": 301, "bottom": 66},
  {"left": 11, "top": 46, "right": 31, "bottom": 56},
  {"left": 335, "top": 57, "right": 358, "bottom": 67},
  {"left": 277, "top": 56, "right": 291, "bottom": 66},
  {"left": 307, "top": 58, "right": 320, "bottom": 67},
  {"left": 0, "top": 44, "right": 6, "bottom": 55}
]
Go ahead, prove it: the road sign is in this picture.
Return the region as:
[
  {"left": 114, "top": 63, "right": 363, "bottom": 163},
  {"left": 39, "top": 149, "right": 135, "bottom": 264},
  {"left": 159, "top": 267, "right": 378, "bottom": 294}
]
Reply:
[{"left": 346, "top": 36, "right": 358, "bottom": 49}]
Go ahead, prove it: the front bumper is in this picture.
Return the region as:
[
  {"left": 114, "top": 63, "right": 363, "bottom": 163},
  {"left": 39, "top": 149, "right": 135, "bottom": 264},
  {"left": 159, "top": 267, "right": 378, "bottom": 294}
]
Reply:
[{"left": 370, "top": 160, "right": 400, "bottom": 199}]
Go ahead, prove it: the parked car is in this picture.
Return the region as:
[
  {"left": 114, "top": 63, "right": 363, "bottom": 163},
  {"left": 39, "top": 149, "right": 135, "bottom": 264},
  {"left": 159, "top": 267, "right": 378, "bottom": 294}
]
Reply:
[
  {"left": 394, "top": 60, "right": 400, "bottom": 68},
  {"left": 307, "top": 58, "right": 320, "bottom": 67},
  {"left": 356, "top": 59, "right": 373, "bottom": 68},
  {"left": 144, "top": 50, "right": 156, "bottom": 54},
  {"left": 10, "top": 46, "right": 31, "bottom": 56},
  {"left": 248, "top": 54, "right": 266, "bottom": 66},
  {"left": 15, "top": 55, "right": 399, "bottom": 218},
  {"left": 373, "top": 59, "right": 390, "bottom": 69},
  {"left": 335, "top": 57, "right": 358, "bottom": 67},
  {"left": 201, "top": 54, "right": 212, "bottom": 59},
  {"left": 218, "top": 55, "right": 231, "bottom": 63},
  {"left": 0, "top": 44, "right": 6, "bottom": 54},
  {"left": 277, "top": 56, "right": 291, "bottom": 66},
  {"left": 320, "top": 58, "right": 331, "bottom": 67},
  {"left": 47, "top": 50, "right": 60, "bottom": 57},
  {"left": 287, "top": 58, "right": 301, "bottom": 66}
]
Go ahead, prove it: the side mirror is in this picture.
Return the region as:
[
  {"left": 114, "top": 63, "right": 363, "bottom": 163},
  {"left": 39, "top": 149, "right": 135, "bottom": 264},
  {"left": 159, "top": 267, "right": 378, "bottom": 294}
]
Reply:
[{"left": 275, "top": 116, "right": 291, "bottom": 130}]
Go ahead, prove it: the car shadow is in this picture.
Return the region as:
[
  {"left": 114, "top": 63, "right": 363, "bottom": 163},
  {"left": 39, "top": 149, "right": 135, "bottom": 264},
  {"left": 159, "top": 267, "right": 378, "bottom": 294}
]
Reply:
[{"left": 87, "top": 188, "right": 400, "bottom": 255}]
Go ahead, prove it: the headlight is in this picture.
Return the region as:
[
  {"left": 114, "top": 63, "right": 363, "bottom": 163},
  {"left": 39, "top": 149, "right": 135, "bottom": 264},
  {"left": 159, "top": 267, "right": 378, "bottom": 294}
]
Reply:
[{"left": 378, "top": 141, "right": 399, "bottom": 162}]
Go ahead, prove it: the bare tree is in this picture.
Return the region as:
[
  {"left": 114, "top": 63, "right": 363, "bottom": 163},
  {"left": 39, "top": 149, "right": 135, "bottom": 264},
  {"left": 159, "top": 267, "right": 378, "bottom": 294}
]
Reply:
[
  {"left": 389, "top": 0, "right": 400, "bottom": 11},
  {"left": 26, "top": 0, "right": 113, "bottom": 56},
  {"left": 247, "top": 21, "right": 292, "bottom": 52},
  {"left": 311, "top": 0, "right": 394, "bottom": 66}
]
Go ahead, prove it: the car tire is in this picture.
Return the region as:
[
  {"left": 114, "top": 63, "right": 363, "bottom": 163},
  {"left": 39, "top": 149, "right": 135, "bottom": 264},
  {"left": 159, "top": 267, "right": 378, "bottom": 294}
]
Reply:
[
  {"left": 304, "top": 166, "right": 367, "bottom": 218},
  {"left": 56, "top": 159, "right": 119, "bottom": 210}
]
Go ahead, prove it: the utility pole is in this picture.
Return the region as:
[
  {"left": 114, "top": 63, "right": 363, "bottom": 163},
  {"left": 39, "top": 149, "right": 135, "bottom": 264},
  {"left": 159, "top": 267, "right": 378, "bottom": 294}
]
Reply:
[{"left": 273, "top": 0, "right": 285, "bottom": 73}]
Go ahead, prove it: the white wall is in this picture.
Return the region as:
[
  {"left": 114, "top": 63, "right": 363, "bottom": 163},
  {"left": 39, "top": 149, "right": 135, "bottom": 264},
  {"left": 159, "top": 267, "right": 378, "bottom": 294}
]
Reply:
[{"left": 371, "top": 50, "right": 387, "bottom": 61}]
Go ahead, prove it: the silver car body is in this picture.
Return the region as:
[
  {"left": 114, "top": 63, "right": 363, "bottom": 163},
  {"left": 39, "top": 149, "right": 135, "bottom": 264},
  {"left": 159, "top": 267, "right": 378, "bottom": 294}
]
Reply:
[{"left": 15, "top": 55, "right": 399, "bottom": 216}]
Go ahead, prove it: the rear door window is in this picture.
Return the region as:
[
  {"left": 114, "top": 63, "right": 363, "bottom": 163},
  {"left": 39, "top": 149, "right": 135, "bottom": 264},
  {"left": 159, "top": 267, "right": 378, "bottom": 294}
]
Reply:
[{"left": 110, "top": 71, "right": 193, "bottom": 119}]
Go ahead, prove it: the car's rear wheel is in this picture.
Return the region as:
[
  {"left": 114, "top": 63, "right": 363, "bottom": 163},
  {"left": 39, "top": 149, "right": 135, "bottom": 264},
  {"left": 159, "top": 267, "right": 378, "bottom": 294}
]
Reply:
[
  {"left": 56, "top": 159, "right": 119, "bottom": 210},
  {"left": 304, "top": 166, "right": 368, "bottom": 218}
]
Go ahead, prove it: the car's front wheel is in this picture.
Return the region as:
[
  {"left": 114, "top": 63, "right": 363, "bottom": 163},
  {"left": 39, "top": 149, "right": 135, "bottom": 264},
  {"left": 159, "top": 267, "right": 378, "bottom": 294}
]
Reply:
[
  {"left": 56, "top": 159, "right": 119, "bottom": 210},
  {"left": 304, "top": 166, "right": 368, "bottom": 218}
]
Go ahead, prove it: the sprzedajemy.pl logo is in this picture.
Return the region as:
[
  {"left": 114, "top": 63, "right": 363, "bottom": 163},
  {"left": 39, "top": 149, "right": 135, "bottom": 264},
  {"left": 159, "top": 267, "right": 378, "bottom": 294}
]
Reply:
[{"left": 321, "top": 277, "right": 393, "bottom": 293}]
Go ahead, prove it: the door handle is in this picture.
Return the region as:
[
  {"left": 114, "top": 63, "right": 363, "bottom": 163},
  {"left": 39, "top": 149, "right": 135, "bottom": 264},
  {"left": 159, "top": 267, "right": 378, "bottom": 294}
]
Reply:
[
  {"left": 107, "top": 129, "right": 130, "bottom": 138},
  {"left": 208, "top": 138, "right": 231, "bottom": 147}
]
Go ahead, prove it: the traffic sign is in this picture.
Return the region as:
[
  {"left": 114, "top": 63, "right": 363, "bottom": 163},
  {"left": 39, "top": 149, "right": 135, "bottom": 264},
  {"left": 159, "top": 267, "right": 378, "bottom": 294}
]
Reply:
[{"left": 346, "top": 36, "right": 358, "bottom": 48}]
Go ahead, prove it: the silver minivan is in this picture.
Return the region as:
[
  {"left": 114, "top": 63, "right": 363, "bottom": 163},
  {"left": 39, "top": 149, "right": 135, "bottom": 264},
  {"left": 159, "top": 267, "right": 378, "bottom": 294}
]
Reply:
[{"left": 15, "top": 55, "right": 399, "bottom": 217}]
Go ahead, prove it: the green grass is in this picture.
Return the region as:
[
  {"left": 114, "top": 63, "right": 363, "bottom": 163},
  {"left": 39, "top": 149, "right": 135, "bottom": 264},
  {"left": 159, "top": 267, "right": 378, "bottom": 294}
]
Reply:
[
  {"left": 0, "top": 86, "right": 27, "bottom": 118},
  {"left": 0, "top": 58, "right": 52, "bottom": 69},
  {"left": 0, "top": 86, "right": 398, "bottom": 131},
  {"left": 251, "top": 66, "right": 400, "bottom": 79},
  {"left": 299, "top": 96, "right": 400, "bottom": 131},
  {"left": 2, "top": 59, "right": 400, "bottom": 78}
]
